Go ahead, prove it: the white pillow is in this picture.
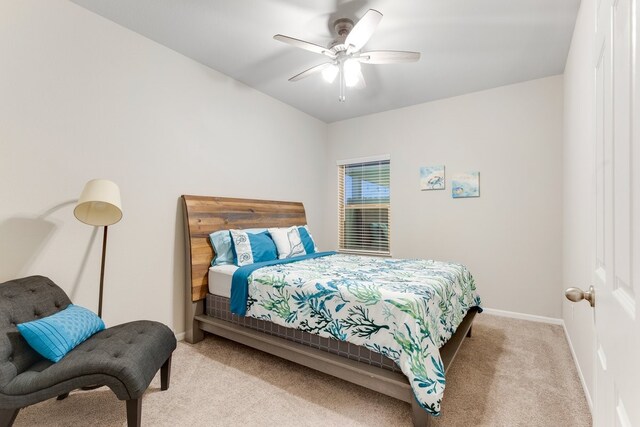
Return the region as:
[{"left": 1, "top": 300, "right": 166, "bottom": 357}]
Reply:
[{"left": 268, "top": 226, "right": 306, "bottom": 259}]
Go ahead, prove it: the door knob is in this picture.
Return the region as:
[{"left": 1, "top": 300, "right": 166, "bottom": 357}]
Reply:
[{"left": 565, "top": 286, "right": 595, "bottom": 307}]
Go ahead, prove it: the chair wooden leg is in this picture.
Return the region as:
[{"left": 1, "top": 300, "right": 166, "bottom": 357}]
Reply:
[
  {"left": 126, "top": 398, "right": 142, "bottom": 427},
  {"left": 466, "top": 325, "right": 472, "bottom": 338},
  {"left": 0, "top": 408, "right": 19, "bottom": 427},
  {"left": 161, "top": 354, "right": 172, "bottom": 391},
  {"left": 56, "top": 392, "right": 70, "bottom": 400}
]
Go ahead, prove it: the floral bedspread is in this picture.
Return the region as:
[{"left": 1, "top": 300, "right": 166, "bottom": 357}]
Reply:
[{"left": 242, "top": 254, "right": 481, "bottom": 416}]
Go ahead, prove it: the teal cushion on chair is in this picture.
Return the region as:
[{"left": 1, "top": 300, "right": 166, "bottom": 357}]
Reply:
[{"left": 16, "top": 304, "right": 105, "bottom": 362}]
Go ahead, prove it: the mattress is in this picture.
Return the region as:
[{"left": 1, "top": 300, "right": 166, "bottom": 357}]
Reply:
[
  {"left": 207, "top": 264, "right": 238, "bottom": 298},
  {"left": 205, "top": 294, "right": 401, "bottom": 373}
]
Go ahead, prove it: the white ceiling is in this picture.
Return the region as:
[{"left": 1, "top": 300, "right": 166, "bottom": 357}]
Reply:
[{"left": 70, "top": 0, "right": 580, "bottom": 123}]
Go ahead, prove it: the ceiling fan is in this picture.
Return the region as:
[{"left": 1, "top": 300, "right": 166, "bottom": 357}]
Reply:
[{"left": 274, "top": 9, "right": 420, "bottom": 102}]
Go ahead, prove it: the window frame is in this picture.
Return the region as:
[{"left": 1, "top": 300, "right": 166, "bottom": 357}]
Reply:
[{"left": 337, "top": 155, "right": 391, "bottom": 256}]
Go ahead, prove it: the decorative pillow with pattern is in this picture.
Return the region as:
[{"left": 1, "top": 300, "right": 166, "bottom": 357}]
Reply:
[
  {"left": 268, "top": 226, "right": 306, "bottom": 259},
  {"left": 209, "top": 228, "right": 266, "bottom": 266},
  {"left": 17, "top": 304, "right": 105, "bottom": 363},
  {"left": 230, "top": 230, "right": 278, "bottom": 266}
]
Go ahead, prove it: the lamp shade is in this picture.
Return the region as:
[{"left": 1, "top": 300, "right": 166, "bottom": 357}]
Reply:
[{"left": 74, "top": 179, "right": 122, "bottom": 226}]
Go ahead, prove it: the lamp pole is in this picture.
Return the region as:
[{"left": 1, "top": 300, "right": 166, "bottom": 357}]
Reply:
[{"left": 98, "top": 225, "right": 108, "bottom": 318}]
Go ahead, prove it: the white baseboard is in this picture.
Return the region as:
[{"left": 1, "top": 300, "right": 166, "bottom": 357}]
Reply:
[
  {"left": 481, "top": 307, "right": 563, "bottom": 325},
  {"left": 562, "top": 321, "right": 593, "bottom": 413},
  {"left": 175, "top": 331, "right": 186, "bottom": 342}
]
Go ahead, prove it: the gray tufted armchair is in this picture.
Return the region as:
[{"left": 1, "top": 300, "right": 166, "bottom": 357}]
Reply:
[{"left": 0, "top": 276, "right": 176, "bottom": 427}]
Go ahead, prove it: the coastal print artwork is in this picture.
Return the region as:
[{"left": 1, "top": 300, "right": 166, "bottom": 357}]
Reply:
[
  {"left": 452, "top": 172, "right": 480, "bottom": 198},
  {"left": 420, "top": 165, "right": 445, "bottom": 190}
]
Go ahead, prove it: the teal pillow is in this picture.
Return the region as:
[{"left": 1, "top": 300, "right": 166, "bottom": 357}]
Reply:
[
  {"left": 298, "top": 226, "right": 318, "bottom": 254},
  {"left": 209, "top": 228, "right": 266, "bottom": 266},
  {"left": 247, "top": 231, "right": 278, "bottom": 263},
  {"left": 17, "top": 304, "right": 105, "bottom": 362},
  {"left": 209, "top": 230, "right": 235, "bottom": 266}
]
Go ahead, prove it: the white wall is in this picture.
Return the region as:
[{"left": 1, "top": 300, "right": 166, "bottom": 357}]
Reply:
[
  {"left": 562, "top": 0, "right": 596, "bottom": 408},
  {"left": 326, "top": 76, "right": 564, "bottom": 318},
  {"left": 0, "top": 0, "right": 573, "bottom": 339},
  {"left": 0, "top": 0, "right": 327, "bottom": 334}
]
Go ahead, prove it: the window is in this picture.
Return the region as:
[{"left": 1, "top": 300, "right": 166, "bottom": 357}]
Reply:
[{"left": 338, "top": 156, "right": 390, "bottom": 255}]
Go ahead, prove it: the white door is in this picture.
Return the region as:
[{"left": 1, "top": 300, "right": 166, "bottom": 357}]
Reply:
[{"left": 591, "top": 0, "right": 640, "bottom": 425}]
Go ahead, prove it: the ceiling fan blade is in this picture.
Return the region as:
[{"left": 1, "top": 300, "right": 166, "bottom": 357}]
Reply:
[
  {"left": 345, "top": 9, "right": 383, "bottom": 54},
  {"left": 358, "top": 50, "right": 421, "bottom": 64},
  {"left": 289, "top": 62, "right": 333, "bottom": 82},
  {"left": 274, "top": 34, "right": 336, "bottom": 59}
]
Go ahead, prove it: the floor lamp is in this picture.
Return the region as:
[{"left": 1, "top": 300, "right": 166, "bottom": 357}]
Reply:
[{"left": 74, "top": 179, "right": 122, "bottom": 318}]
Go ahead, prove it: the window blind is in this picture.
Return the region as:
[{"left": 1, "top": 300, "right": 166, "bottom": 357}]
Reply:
[{"left": 338, "top": 159, "right": 390, "bottom": 255}]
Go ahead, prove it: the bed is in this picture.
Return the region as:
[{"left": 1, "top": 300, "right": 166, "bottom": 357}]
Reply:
[{"left": 181, "top": 195, "right": 481, "bottom": 426}]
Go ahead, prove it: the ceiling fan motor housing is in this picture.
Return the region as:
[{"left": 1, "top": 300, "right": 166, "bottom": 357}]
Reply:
[{"left": 333, "top": 18, "right": 354, "bottom": 38}]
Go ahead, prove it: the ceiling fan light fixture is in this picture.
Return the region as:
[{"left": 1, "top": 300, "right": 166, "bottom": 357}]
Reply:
[
  {"left": 322, "top": 64, "right": 339, "bottom": 83},
  {"left": 344, "top": 59, "right": 361, "bottom": 87}
]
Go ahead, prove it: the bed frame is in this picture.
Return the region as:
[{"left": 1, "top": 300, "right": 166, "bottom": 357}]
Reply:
[{"left": 181, "top": 195, "right": 477, "bottom": 427}]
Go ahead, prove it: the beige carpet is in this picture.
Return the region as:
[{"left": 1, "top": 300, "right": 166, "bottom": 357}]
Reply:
[{"left": 14, "top": 314, "right": 591, "bottom": 426}]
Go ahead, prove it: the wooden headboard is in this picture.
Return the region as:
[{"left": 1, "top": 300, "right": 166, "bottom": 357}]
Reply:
[{"left": 181, "top": 195, "right": 307, "bottom": 302}]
